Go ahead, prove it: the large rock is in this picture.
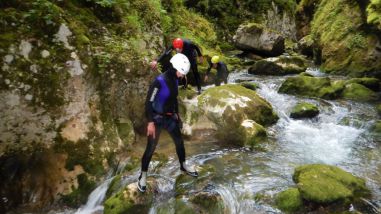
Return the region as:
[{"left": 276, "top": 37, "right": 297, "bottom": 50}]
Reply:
[
  {"left": 290, "top": 102, "right": 319, "bottom": 119},
  {"left": 233, "top": 23, "right": 285, "bottom": 56},
  {"left": 248, "top": 55, "right": 307, "bottom": 75},
  {"left": 276, "top": 188, "right": 303, "bottom": 213},
  {"left": 293, "top": 164, "right": 370, "bottom": 204},
  {"left": 278, "top": 75, "right": 343, "bottom": 99},
  {"left": 104, "top": 181, "right": 157, "bottom": 213},
  {"left": 311, "top": 0, "right": 381, "bottom": 77},
  {"left": 342, "top": 83, "right": 379, "bottom": 102},
  {"left": 181, "top": 85, "right": 278, "bottom": 147}
]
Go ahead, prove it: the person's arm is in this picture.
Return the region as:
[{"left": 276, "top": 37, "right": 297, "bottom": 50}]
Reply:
[
  {"left": 151, "top": 46, "right": 173, "bottom": 70},
  {"left": 157, "top": 46, "right": 173, "bottom": 63},
  {"left": 145, "top": 79, "right": 161, "bottom": 122},
  {"left": 191, "top": 43, "right": 202, "bottom": 57}
]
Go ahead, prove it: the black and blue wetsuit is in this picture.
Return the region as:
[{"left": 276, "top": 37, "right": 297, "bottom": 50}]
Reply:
[
  {"left": 141, "top": 68, "right": 185, "bottom": 171},
  {"left": 206, "top": 61, "right": 229, "bottom": 86},
  {"left": 157, "top": 39, "right": 203, "bottom": 92}
]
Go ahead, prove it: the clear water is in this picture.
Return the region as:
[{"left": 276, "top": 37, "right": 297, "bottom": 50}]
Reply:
[{"left": 77, "top": 71, "right": 381, "bottom": 213}]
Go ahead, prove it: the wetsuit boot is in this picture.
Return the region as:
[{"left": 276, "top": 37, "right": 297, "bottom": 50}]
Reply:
[
  {"left": 180, "top": 162, "right": 198, "bottom": 177},
  {"left": 137, "top": 171, "right": 147, "bottom": 192}
]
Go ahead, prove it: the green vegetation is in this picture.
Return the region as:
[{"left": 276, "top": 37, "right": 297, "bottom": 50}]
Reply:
[
  {"left": 276, "top": 188, "right": 303, "bottom": 212},
  {"left": 367, "top": 0, "right": 381, "bottom": 30},
  {"left": 293, "top": 164, "right": 370, "bottom": 204},
  {"left": 311, "top": 0, "right": 381, "bottom": 76}
]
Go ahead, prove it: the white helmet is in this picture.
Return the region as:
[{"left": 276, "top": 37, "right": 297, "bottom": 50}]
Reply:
[{"left": 170, "top": 53, "right": 190, "bottom": 75}]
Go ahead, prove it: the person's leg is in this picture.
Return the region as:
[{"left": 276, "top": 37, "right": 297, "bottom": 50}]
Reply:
[
  {"left": 167, "top": 118, "right": 198, "bottom": 177},
  {"left": 191, "top": 62, "right": 201, "bottom": 94},
  {"left": 139, "top": 124, "right": 162, "bottom": 192}
]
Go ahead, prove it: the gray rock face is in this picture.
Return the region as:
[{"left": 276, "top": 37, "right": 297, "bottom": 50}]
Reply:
[{"left": 233, "top": 23, "right": 285, "bottom": 56}]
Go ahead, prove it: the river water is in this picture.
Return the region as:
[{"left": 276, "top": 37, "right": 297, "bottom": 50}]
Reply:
[{"left": 76, "top": 69, "right": 381, "bottom": 213}]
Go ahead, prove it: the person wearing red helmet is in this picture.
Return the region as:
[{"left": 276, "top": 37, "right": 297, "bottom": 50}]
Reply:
[{"left": 151, "top": 38, "right": 204, "bottom": 94}]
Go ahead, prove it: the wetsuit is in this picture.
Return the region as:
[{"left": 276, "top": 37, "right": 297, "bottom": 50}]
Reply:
[
  {"left": 141, "top": 68, "right": 185, "bottom": 171},
  {"left": 157, "top": 39, "right": 203, "bottom": 92},
  {"left": 206, "top": 61, "right": 229, "bottom": 86}
]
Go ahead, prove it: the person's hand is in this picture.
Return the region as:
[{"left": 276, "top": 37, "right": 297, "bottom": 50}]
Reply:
[
  {"left": 176, "top": 113, "right": 183, "bottom": 130},
  {"left": 150, "top": 61, "right": 158, "bottom": 70},
  {"left": 198, "top": 56, "right": 204, "bottom": 64},
  {"left": 147, "top": 122, "right": 156, "bottom": 139},
  {"left": 204, "top": 75, "right": 208, "bottom": 82}
]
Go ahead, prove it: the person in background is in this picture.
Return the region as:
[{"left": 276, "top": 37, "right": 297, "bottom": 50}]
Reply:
[
  {"left": 204, "top": 55, "right": 229, "bottom": 86},
  {"left": 138, "top": 53, "right": 198, "bottom": 193},
  {"left": 151, "top": 38, "right": 204, "bottom": 94}
]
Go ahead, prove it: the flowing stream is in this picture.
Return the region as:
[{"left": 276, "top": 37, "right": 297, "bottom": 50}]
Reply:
[{"left": 77, "top": 70, "right": 381, "bottom": 213}]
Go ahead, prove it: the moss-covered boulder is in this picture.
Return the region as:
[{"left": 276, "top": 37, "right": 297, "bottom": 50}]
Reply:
[
  {"left": 293, "top": 164, "right": 370, "bottom": 204},
  {"left": 276, "top": 188, "right": 303, "bottom": 213},
  {"left": 181, "top": 85, "right": 278, "bottom": 145},
  {"left": 240, "top": 82, "right": 259, "bottom": 91},
  {"left": 175, "top": 164, "right": 216, "bottom": 196},
  {"left": 345, "top": 77, "right": 380, "bottom": 92},
  {"left": 190, "top": 190, "right": 226, "bottom": 214},
  {"left": 240, "top": 119, "right": 267, "bottom": 149},
  {"left": 248, "top": 55, "right": 307, "bottom": 75},
  {"left": 104, "top": 180, "right": 157, "bottom": 214},
  {"left": 297, "top": 35, "right": 314, "bottom": 57},
  {"left": 366, "top": 0, "right": 381, "bottom": 31},
  {"left": 342, "top": 83, "right": 379, "bottom": 102},
  {"left": 233, "top": 23, "right": 285, "bottom": 56},
  {"left": 377, "top": 104, "right": 381, "bottom": 117},
  {"left": 290, "top": 102, "right": 319, "bottom": 119},
  {"left": 311, "top": 0, "right": 381, "bottom": 77},
  {"left": 278, "top": 75, "right": 343, "bottom": 99}
]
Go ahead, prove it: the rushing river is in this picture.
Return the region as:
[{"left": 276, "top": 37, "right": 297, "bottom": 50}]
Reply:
[{"left": 76, "top": 69, "right": 381, "bottom": 214}]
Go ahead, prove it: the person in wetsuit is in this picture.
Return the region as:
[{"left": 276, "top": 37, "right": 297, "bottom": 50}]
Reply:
[
  {"left": 151, "top": 38, "right": 204, "bottom": 94},
  {"left": 138, "top": 53, "right": 198, "bottom": 193},
  {"left": 204, "top": 55, "right": 229, "bottom": 86}
]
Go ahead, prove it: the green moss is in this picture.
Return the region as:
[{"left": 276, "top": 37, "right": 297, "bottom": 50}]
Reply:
[
  {"left": 199, "top": 84, "right": 278, "bottom": 126},
  {"left": 116, "top": 119, "right": 135, "bottom": 147},
  {"left": 290, "top": 102, "right": 319, "bottom": 119},
  {"left": 53, "top": 136, "right": 105, "bottom": 176},
  {"left": 276, "top": 188, "right": 303, "bottom": 213},
  {"left": 311, "top": 0, "right": 381, "bottom": 76},
  {"left": 240, "top": 82, "right": 259, "bottom": 91},
  {"left": 342, "top": 83, "right": 379, "bottom": 102},
  {"left": 293, "top": 164, "right": 370, "bottom": 204},
  {"left": 366, "top": 0, "right": 381, "bottom": 30},
  {"left": 190, "top": 191, "right": 224, "bottom": 214},
  {"left": 105, "top": 175, "right": 121, "bottom": 199},
  {"left": 60, "top": 174, "right": 97, "bottom": 207},
  {"left": 346, "top": 78, "right": 380, "bottom": 91},
  {"left": 175, "top": 164, "right": 215, "bottom": 196},
  {"left": 377, "top": 104, "right": 381, "bottom": 116}
]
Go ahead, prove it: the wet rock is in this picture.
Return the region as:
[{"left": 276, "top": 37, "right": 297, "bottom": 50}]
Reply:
[
  {"left": 290, "top": 102, "right": 319, "bottom": 119},
  {"left": 276, "top": 188, "right": 303, "bottom": 213},
  {"left": 345, "top": 77, "right": 380, "bottom": 92},
  {"left": 175, "top": 164, "right": 216, "bottom": 196},
  {"left": 293, "top": 164, "right": 370, "bottom": 204},
  {"left": 104, "top": 180, "right": 157, "bottom": 214},
  {"left": 248, "top": 55, "right": 307, "bottom": 75},
  {"left": 181, "top": 85, "right": 278, "bottom": 145},
  {"left": 296, "top": 35, "right": 314, "bottom": 57},
  {"left": 233, "top": 23, "right": 285, "bottom": 56},
  {"left": 342, "top": 83, "right": 379, "bottom": 102},
  {"left": 278, "top": 75, "right": 343, "bottom": 99},
  {"left": 190, "top": 187, "right": 225, "bottom": 214}
]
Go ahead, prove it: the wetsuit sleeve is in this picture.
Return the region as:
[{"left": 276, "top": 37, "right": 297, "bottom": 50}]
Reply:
[
  {"left": 145, "top": 79, "right": 161, "bottom": 122},
  {"left": 191, "top": 43, "right": 202, "bottom": 56},
  {"left": 157, "top": 46, "right": 173, "bottom": 63}
]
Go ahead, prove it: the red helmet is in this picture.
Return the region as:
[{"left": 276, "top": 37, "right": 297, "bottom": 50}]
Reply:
[{"left": 172, "top": 38, "right": 183, "bottom": 49}]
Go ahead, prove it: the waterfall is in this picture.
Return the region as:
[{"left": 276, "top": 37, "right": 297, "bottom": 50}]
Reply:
[{"left": 75, "top": 178, "right": 113, "bottom": 214}]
